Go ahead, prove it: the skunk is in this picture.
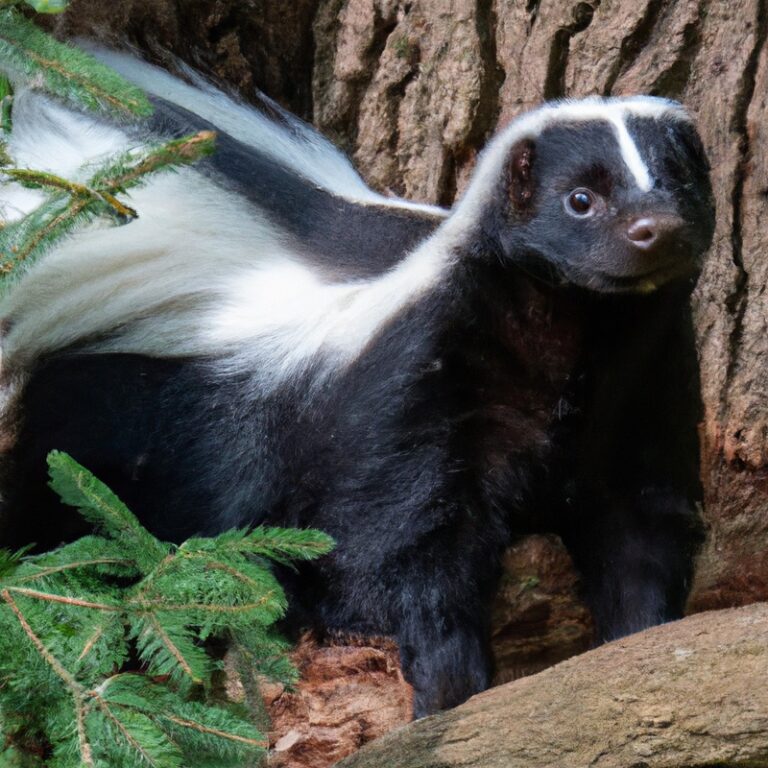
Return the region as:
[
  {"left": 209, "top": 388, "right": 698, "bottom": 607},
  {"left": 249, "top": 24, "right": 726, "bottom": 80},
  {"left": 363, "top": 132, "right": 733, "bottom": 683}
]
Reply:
[{"left": 0, "top": 49, "right": 715, "bottom": 717}]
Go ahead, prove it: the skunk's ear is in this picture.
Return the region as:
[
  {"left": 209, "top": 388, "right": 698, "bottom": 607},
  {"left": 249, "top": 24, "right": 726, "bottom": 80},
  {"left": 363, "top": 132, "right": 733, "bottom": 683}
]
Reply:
[{"left": 507, "top": 138, "right": 536, "bottom": 215}]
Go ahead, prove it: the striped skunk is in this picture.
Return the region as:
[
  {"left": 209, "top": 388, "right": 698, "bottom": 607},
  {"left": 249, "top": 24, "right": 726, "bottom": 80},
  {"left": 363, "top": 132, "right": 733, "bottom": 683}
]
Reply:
[{"left": 0, "top": 48, "right": 715, "bottom": 717}]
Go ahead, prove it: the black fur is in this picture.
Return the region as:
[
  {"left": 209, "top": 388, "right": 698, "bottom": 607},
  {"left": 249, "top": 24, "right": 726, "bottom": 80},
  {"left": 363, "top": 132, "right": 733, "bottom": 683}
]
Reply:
[
  {"left": 0, "top": 106, "right": 715, "bottom": 718},
  {"left": 148, "top": 97, "right": 442, "bottom": 278}
]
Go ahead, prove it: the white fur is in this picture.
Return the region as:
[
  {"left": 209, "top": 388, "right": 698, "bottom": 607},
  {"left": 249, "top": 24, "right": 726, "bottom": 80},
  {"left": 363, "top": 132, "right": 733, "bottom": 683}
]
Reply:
[
  {"left": 610, "top": 114, "right": 653, "bottom": 191},
  {"left": 1, "top": 164, "right": 297, "bottom": 368},
  {"left": 81, "top": 44, "right": 445, "bottom": 217},
  {"left": 204, "top": 236, "right": 451, "bottom": 384},
  {"left": 0, "top": 88, "right": 688, "bottom": 393}
]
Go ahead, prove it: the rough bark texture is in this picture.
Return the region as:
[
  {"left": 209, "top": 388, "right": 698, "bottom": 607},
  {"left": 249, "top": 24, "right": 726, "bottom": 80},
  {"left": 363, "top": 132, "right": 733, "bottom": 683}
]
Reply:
[
  {"left": 49, "top": 0, "right": 319, "bottom": 116},
  {"left": 46, "top": 1, "right": 768, "bottom": 765},
  {"left": 336, "top": 603, "right": 768, "bottom": 768},
  {"left": 490, "top": 535, "right": 593, "bottom": 685},
  {"left": 260, "top": 635, "right": 413, "bottom": 768}
]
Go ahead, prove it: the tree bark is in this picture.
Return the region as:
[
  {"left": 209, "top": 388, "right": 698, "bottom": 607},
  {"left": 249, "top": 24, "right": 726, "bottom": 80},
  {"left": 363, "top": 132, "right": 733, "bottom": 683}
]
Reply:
[
  {"left": 45, "top": 1, "right": 768, "bottom": 765},
  {"left": 336, "top": 603, "right": 768, "bottom": 768}
]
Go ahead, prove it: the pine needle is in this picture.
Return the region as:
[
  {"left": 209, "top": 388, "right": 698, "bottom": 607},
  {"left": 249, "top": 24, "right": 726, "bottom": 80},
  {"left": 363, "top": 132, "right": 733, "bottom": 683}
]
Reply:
[{"left": 0, "top": 7, "right": 150, "bottom": 117}]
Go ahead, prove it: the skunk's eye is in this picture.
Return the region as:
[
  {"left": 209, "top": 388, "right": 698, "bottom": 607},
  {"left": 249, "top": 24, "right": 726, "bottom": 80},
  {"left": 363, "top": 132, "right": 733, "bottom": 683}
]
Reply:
[{"left": 565, "top": 188, "right": 596, "bottom": 217}]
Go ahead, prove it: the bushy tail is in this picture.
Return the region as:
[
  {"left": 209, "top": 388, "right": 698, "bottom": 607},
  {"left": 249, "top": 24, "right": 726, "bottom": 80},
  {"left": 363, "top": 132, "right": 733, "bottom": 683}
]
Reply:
[{"left": 83, "top": 44, "right": 442, "bottom": 214}]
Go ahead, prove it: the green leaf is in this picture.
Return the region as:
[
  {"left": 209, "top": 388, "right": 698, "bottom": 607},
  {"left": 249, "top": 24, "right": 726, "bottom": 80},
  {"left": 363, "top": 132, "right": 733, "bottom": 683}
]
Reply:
[{"left": 46, "top": 451, "right": 169, "bottom": 573}]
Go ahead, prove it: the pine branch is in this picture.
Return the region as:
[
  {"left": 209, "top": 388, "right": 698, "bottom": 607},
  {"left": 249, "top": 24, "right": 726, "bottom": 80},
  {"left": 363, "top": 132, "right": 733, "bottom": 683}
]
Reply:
[
  {"left": 0, "top": 451, "right": 334, "bottom": 766},
  {"left": 102, "top": 675, "right": 266, "bottom": 764},
  {"left": 1, "top": 588, "right": 83, "bottom": 692},
  {"left": 0, "top": 131, "right": 216, "bottom": 285},
  {"left": 130, "top": 613, "right": 211, "bottom": 691},
  {"left": 4, "top": 586, "right": 117, "bottom": 610},
  {"left": 17, "top": 558, "right": 134, "bottom": 584},
  {"left": 184, "top": 525, "right": 335, "bottom": 565},
  {"left": 2, "top": 167, "right": 137, "bottom": 218},
  {"left": 77, "top": 622, "right": 109, "bottom": 663},
  {"left": 47, "top": 451, "right": 169, "bottom": 574},
  {"left": 92, "top": 131, "right": 217, "bottom": 193},
  {"left": 0, "top": 7, "right": 150, "bottom": 116},
  {"left": 0, "top": 192, "right": 91, "bottom": 272},
  {"left": 75, "top": 700, "right": 94, "bottom": 768}
]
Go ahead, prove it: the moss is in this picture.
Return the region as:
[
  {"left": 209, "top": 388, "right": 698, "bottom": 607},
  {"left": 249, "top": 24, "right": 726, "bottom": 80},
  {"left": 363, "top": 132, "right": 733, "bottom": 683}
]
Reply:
[
  {"left": 393, "top": 34, "right": 411, "bottom": 59},
  {"left": 518, "top": 575, "right": 541, "bottom": 592}
]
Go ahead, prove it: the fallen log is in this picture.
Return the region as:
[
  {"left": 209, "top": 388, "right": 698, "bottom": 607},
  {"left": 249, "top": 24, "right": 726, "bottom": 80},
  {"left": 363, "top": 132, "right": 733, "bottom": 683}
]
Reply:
[{"left": 337, "top": 603, "right": 768, "bottom": 768}]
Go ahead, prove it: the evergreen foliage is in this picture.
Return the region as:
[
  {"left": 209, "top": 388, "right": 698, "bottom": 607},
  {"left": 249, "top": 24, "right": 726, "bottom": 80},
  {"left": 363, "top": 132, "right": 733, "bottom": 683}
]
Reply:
[{"left": 0, "top": 452, "right": 334, "bottom": 767}]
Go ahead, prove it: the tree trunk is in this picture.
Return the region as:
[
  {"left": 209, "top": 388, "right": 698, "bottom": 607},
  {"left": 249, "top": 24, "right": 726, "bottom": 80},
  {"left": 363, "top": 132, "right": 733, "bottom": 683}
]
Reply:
[
  {"left": 48, "top": 0, "right": 768, "bottom": 765},
  {"left": 335, "top": 603, "right": 768, "bottom": 768}
]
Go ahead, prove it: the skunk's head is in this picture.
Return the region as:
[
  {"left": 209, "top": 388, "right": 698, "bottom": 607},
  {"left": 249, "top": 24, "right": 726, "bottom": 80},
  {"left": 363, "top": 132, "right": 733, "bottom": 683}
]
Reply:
[{"left": 462, "top": 96, "right": 715, "bottom": 293}]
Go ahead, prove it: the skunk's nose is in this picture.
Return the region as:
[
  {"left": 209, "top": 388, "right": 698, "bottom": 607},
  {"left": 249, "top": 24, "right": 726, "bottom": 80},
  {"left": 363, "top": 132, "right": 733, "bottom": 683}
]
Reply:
[{"left": 626, "top": 215, "right": 685, "bottom": 251}]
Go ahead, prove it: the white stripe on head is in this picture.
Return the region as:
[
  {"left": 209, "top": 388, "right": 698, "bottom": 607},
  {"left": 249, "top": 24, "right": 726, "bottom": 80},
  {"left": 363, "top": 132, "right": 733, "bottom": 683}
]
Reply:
[{"left": 609, "top": 115, "right": 653, "bottom": 191}]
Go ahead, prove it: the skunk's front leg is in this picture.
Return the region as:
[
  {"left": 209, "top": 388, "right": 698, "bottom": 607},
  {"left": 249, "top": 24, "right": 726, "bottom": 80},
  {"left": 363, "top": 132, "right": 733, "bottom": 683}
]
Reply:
[
  {"left": 560, "top": 490, "right": 702, "bottom": 642},
  {"left": 558, "top": 289, "right": 703, "bottom": 641},
  {"left": 320, "top": 492, "right": 503, "bottom": 718},
  {"left": 397, "top": 598, "right": 493, "bottom": 718},
  {"left": 384, "top": 522, "right": 502, "bottom": 717}
]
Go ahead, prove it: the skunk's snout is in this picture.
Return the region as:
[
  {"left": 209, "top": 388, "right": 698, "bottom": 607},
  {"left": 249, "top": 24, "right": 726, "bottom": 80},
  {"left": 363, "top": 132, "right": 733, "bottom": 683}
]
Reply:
[{"left": 625, "top": 214, "right": 685, "bottom": 253}]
